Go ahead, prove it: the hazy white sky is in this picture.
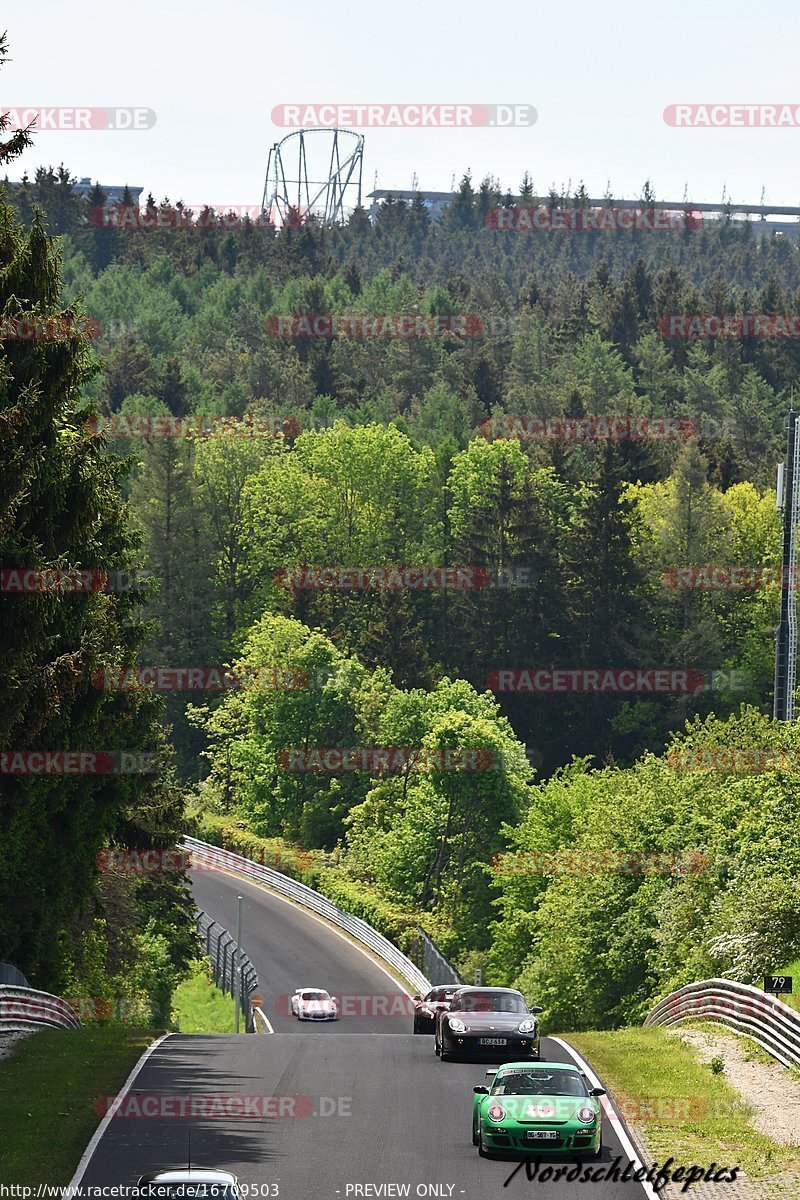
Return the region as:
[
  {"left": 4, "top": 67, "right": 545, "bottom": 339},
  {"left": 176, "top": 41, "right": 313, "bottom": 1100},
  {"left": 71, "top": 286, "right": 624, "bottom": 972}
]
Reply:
[{"left": 5, "top": 0, "right": 800, "bottom": 209}]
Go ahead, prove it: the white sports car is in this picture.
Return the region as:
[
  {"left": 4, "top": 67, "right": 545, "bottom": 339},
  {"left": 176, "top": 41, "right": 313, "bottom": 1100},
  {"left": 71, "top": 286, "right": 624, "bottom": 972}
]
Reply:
[
  {"left": 290, "top": 987, "right": 339, "bottom": 1020},
  {"left": 137, "top": 1170, "right": 241, "bottom": 1200}
]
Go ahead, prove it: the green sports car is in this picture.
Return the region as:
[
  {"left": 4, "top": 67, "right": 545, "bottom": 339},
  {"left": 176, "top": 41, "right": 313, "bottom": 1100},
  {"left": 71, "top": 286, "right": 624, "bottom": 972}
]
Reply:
[{"left": 472, "top": 1061, "right": 605, "bottom": 1158}]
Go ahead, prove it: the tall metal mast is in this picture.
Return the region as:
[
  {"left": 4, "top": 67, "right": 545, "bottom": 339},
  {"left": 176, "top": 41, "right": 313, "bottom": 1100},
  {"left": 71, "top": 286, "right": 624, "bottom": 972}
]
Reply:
[{"left": 774, "top": 410, "right": 800, "bottom": 719}]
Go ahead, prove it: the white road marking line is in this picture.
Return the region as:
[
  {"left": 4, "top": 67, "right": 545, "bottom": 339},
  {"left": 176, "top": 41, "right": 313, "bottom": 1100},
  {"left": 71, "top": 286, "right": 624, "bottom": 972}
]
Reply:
[
  {"left": 550, "top": 1035, "right": 660, "bottom": 1200},
  {"left": 254, "top": 1006, "right": 274, "bottom": 1034},
  {"left": 66, "top": 1032, "right": 173, "bottom": 1191}
]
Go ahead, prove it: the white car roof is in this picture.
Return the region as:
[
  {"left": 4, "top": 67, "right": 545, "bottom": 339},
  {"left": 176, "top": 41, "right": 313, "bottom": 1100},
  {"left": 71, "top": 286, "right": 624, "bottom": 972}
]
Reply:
[
  {"left": 148, "top": 1172, "right": 237, "bottom": 1184},
  {"left": 297, "top": 988, "right": 329, "bottom": 995}
]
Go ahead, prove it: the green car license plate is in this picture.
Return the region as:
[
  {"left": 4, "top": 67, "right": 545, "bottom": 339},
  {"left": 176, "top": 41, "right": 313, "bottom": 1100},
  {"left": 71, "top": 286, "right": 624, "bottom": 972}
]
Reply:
[
  {"left": 478, "top": 1037, "right": 507, "bottom": 1046},
  {"left": 525, "top": 1130, "right": 558, "bottom": 1141}
]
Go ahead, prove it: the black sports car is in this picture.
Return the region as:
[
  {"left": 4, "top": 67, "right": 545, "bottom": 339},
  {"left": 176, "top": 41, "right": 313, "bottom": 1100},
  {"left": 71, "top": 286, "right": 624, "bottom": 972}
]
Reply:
[
  {"left": 434, "top": 987, "right": 542, "bottom": 1061},
  {"left": 412, "top": 984, "right": 459, "bottom": 1033}
]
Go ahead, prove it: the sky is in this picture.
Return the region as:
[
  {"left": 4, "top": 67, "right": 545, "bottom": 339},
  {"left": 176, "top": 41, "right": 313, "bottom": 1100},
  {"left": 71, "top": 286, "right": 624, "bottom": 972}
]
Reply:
[{"left": 5, "top": 0, "right": 800, "bottom": 212}]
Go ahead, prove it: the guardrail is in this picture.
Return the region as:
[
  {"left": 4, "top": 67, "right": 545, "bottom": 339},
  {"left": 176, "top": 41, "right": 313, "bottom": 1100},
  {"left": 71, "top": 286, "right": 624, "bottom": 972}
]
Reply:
[
  {"left": 0, "top": 986, "right": 81, "bottom": 1032},
  {"left": 183, "top": 835, "right": 431, "bottom": 995},
  {"left": 197, "top": 909, "right": 259, "bottom": 1032},
  {"left": 645, "top": 977, "right": 800, "bottom": 1069}
]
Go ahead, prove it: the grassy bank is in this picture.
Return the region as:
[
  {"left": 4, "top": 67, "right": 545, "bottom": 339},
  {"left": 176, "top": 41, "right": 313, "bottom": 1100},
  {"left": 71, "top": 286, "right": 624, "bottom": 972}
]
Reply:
[
  {"left": 566, "top": 1026, "right": 800, "bottom": 1180},
  {"left": 171, "top": 960, "right": 237, "bottom": 1032},
  {"left": 0, "top": 1025, "right": 155, "bottom": 1186}
]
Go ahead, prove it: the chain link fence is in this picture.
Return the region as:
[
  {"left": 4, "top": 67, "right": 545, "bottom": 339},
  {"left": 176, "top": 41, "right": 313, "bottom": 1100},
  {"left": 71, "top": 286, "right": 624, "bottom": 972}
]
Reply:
[
  {"left": 0, "top": 961, "right": 30, "bottom": 987},
  {"left": 408, "top": 928, "right": 463, "bottom": 987},
  {"left": 196, "top": 910, "right": 258, "bottom": 1032}
]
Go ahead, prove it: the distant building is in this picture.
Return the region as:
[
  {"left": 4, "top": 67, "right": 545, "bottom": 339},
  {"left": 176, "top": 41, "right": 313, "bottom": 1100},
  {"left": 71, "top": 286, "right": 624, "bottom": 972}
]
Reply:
[
  {"left": 72, "top": 178, "right": 144, "bottom": 205},
  {"left": 367, "top": 189, "right": 800, "bottom": 238},
  {"left": 368, "top": 189, "right": 453, "bottom": 221},
  {"left": 4, "top": 177, "right": 144, "bottom": 206}
]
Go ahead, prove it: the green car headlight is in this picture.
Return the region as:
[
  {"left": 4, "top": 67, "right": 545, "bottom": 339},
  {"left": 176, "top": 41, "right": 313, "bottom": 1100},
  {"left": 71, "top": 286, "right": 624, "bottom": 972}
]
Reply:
[
  {"left": 487, "top": 1103, "right": 506, "bottom": 1122},
  {"left": 577, "top": 1105, "right": 596, "bottom": 1124},
  {"left": 448, "top": 1017, "right": 467, "bottom": 1032},
  {"left": 517, "top": 1019, "right": 537, "bottom": 1033}
]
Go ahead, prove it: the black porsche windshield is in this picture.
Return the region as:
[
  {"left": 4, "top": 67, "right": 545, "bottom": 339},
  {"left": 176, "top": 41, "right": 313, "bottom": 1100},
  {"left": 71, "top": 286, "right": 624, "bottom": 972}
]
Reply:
[
  {"left": 455, "top": 990, "right": 529, "bottom": 1014},
  {"left": 426, "top": 987, "right": 455, "bottom": 1001},
  {"left": 492, "top": 1069, "right": 589, "bottom": 1097}
]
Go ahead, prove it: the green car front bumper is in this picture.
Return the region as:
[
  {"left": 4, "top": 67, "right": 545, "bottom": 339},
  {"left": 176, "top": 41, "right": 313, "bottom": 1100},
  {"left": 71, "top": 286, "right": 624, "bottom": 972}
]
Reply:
[{"left": 481, "top": 1116, "right": 601, "bottom": 1155}]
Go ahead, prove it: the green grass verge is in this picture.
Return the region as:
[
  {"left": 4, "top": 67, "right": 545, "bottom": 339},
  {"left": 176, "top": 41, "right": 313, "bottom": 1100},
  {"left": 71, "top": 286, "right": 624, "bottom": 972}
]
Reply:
[
  {"left": 171, "top": 960, "right": 236, "bottom": 1033},
  {"left": 566, "top": 1026, "right": 800, "bottom": 1180},
  {"left": 777, "top": 959, "right": 800, "bottom": 1011},
  {"left": 0, "top": 1025, "right": 155, "bottom": 1186}
]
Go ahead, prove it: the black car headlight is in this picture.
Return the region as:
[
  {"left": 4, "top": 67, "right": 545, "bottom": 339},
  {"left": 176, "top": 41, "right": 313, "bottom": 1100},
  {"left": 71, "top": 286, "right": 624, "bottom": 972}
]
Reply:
[{"left": 448, "top": 1017, "right": 467, "bottom": 1033}]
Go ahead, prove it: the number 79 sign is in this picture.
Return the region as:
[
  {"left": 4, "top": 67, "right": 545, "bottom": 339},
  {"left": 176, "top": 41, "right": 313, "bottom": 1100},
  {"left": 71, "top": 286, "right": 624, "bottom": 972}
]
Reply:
[{"left": 764, "top": 975, "right": 793, "bottom": 994}]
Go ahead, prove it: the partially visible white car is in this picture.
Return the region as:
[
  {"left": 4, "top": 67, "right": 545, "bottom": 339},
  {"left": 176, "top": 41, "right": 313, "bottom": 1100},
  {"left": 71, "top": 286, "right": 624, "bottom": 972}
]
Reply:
[
  {"left": 137, "top": 1170, "right": 240, "bottom": 1200},
  {"left": 290, "top": 987, "right": 338, "bottom": 1020}
]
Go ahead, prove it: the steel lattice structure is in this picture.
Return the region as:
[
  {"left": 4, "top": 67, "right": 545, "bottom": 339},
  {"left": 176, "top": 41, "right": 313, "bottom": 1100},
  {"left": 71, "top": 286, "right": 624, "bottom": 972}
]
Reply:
[
  {"left": 774, "top": 410, "right": 800, "bottom": 719},
  {"left": 262, "top": 128, "right": 364, "bottom": 227}
]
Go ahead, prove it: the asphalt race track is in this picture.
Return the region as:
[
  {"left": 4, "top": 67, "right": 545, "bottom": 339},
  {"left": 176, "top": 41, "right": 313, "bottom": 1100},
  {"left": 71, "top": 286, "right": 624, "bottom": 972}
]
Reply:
[
  {"left": 190, "top": 868, "right": 412, "bottom": 1033},
  {"left": 77, "top": 868, "right": 653, "bottom": 1200}
]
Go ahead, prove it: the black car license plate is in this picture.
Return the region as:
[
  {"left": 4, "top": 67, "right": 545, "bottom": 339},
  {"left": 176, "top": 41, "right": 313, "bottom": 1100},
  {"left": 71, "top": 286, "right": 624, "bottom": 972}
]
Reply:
[
  {"left": 478, "top": 1037, "right": 508, "bottom": 1046},
  {"left": 525, "top": 1130, "right": 558, "bottom": 1141}
]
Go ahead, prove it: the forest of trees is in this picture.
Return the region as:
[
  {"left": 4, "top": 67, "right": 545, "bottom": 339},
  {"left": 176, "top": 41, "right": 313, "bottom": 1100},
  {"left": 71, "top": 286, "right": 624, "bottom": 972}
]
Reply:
[{"left": 4, "top": 144, "right": 800, "bottom": 1026}]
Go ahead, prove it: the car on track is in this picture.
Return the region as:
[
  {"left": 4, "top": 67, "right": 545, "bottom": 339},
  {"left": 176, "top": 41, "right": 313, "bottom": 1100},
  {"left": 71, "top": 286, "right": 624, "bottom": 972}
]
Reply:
[
  {"left": 137, "top": 1170, "right": 241, "bottom": 1200},
  {"left": 412, "top": 984, "right": 459, "bottom": 1033},
  {"left": 290, "top": 987, "right": 338, "bottom": 1020},
  {"left": 434, "top": 986, "right": 542, "bottom": 1061},
  {"left": 472, "top": 1061, "right": 605, "bottom": 1159}
]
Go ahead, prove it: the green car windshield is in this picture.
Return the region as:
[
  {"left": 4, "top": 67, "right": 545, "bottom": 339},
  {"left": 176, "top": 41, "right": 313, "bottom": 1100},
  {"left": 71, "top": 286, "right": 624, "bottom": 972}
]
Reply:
[{"left": 491, "top": 1069, "right": 589, "bottom": 1097}]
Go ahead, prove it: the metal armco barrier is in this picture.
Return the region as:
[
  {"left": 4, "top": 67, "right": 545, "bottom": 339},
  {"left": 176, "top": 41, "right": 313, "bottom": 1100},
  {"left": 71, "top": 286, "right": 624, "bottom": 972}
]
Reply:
[
  {"left": 0, "top": 985, "right": 81, "bottom": 1031},
  {"left": 196, "top": 909, "right": 258, "bottom": 1032},
  {"left": 645, "top": 977, "right": 800, "bottom": 1069},
  {"left": 183, "top": 835, "right": 432, "bottom": 995}
]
